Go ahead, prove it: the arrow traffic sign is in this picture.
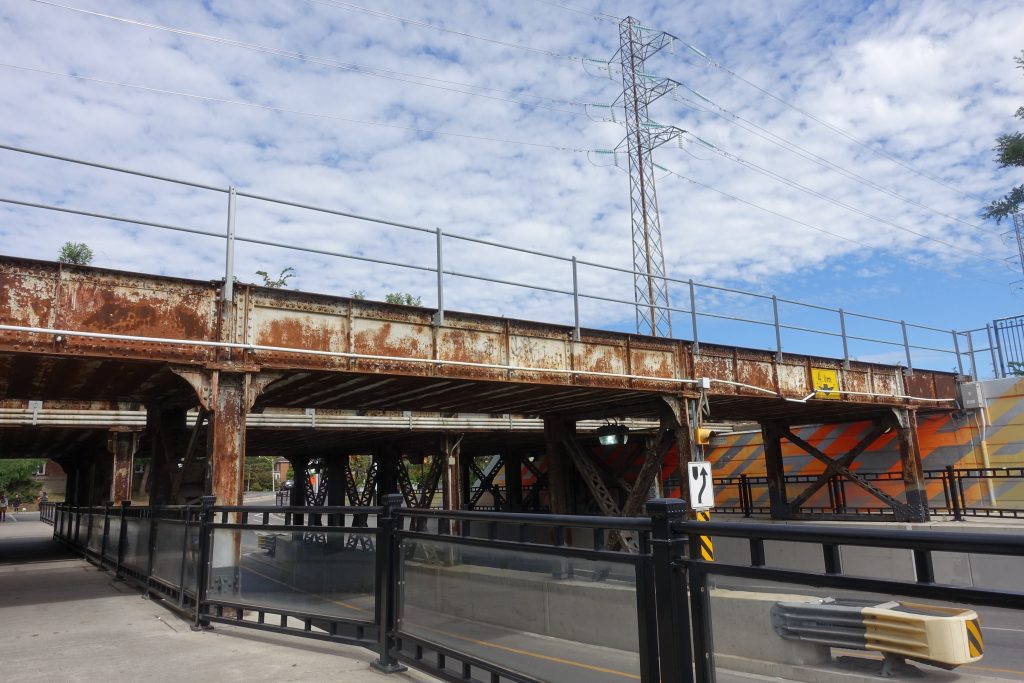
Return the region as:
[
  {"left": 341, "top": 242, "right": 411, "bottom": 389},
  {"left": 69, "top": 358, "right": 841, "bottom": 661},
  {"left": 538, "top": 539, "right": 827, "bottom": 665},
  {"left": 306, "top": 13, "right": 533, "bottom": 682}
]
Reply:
[{"left": 688, "top": 461, "right": 715, "bottom": 510}]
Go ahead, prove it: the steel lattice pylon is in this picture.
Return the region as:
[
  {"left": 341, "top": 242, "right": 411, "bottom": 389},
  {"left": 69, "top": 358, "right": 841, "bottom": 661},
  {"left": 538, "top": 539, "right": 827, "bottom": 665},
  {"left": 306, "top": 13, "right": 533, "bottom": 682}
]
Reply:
[{"left": 616, "top": 17, "right": 682, "bottom": 337}]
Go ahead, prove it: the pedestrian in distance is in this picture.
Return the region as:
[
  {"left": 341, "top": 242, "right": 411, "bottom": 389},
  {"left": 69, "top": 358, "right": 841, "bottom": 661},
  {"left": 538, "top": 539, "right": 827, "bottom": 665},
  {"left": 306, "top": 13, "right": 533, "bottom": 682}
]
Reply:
[
  {"left": 12, "top": 495, "right": 21, "bottom": 512},
  {"left": 0, "top": 492, "right": 7, "bottom": 522}
]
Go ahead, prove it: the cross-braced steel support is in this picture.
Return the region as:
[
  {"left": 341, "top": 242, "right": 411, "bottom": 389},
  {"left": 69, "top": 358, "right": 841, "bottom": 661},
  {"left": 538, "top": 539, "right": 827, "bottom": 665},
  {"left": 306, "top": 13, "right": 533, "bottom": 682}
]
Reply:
[{"left": 761, "top": 411, "right": 930, "bottom": 522}]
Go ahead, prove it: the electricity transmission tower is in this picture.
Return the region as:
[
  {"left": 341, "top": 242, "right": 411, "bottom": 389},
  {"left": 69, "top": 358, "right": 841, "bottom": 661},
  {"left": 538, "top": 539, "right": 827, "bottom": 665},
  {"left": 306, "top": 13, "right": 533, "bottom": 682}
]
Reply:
[{"left": 613, "top": 17, "right": 684, "bottom": 337}]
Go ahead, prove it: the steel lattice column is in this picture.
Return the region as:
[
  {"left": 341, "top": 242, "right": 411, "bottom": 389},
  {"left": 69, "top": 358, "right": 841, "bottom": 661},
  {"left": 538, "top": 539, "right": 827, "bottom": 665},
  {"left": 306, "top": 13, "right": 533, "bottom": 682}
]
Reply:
[{"left": 618, "top": 16, "right": 677, "bottom": 337}]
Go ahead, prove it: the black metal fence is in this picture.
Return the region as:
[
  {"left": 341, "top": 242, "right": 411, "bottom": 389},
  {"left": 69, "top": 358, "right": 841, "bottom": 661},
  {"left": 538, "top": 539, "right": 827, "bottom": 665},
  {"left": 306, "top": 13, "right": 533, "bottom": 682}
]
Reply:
[
  {"left": 44, "top": 498, "right": 1024, "bottom": 683},
  {"left": 713, "top": 465, "right": 1024, "bottom": 519}
]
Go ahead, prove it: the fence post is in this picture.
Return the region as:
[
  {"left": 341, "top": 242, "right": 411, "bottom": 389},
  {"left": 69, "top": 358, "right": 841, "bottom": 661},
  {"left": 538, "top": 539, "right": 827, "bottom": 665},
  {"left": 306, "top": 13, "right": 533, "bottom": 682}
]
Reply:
[
  {"left": 223, "top": 186, "right": 236, "bottom": 303},
  {"left": 772, "top": 295, "right": 782, "bottom": 362},
  {"left": 952, "top": 330, "right": 964, "bottom": 376},
  {"left": 988, "top": 324, "right": 1002, "bottom": 378},
  {"left": 739, "top": 475, "right": 751, "bottom": 517},
  {"left": 838, "top": 308, "right": 850, "bottom": 368},
  {"left": 901, "top": 320, "right": 913, "bottom": 374},
  {"left": 434, "top": 227, "right": 445, "bottom": 326},
  {"left": 946, "top": 465, "right": 963, "bottom": 522},
  {"left": 687, "top": 524, "right": 717, "bottom": 683},
  {"left": 192, "top": 495, "right": 216, "bottom": 630},
  {"left": 372, "top": 493, "right": 407, "bottom": 673},
  {"left": 115, "top": 501, "right": 130, "bottom": 579},
  {"left": 689, "top": 279, "right": 699, "bottom": 355},
  {"left": 644, "top": 498, "right": 693, "bottom": 683},
  {"left": 572, "top": 257, "right": 581, "bottom": 342},
  {"left": 100, "top": 502, "right": 111, "bottom": 569},
  {"left": 966, "top": 331, "right": 978, "bottom": 379}
]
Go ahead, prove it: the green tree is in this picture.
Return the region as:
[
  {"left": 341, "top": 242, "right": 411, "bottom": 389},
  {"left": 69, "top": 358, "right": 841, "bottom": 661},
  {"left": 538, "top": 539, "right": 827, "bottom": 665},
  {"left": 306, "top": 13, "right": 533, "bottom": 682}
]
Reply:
[
  {"left": 244, "top": 456, "right": 275, "bottom": 492},
  {"left": 0, "top": 459, "right": 44, "bottom": 500},
  {"left": 256, "top": 267, "right": 295, "bottom": 288},
  {"left": 350, "top": 289, "right": 367, "bottom": 299},
  {"left": 983, "top": 51, "right": 1024, "bottom": 223},
  {"left": 57, "top": 241, "right": 94, "bottom": 265},
  {"left": 385, "top": 292, "right": 422, "bottom": 306}
]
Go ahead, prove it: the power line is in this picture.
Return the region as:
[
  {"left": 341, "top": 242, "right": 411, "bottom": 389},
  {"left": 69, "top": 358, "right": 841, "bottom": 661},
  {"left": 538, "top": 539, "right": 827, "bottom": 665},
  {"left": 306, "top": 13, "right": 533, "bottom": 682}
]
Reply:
[
  {"left": 0, "top": 62, "right": 594, "bottom": 153},
  {"left": 678, "top": 41, "right": 985, "bottom": 202},
  {"left": 27, "top": 0, "right": 595, "bottom": 118},
  {"left": 671, "top": 89, "right": 1000, "bottom": 236},
  {"left": 306, "top": 0, "right": 599, "bottom": 63},
  {"left": 683, "top": 133, "right": 1005, "bottom": 265},
  {"left": 654, "top": 163, "right": 1007, "bottom": 284},
  {"left": 523, "top": 0, "right": 622, "bottom": 23}
]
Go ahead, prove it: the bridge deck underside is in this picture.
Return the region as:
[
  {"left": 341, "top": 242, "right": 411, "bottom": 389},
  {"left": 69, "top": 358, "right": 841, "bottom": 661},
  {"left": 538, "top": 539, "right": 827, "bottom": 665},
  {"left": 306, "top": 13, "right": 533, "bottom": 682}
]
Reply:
[{"left": 0, "top": 352, "right": 935, "bottom": 425}]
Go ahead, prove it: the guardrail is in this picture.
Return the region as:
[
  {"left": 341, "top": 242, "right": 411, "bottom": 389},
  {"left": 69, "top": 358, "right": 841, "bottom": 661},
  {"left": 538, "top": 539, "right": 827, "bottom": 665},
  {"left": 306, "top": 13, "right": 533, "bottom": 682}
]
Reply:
[
  {"left": 0, "top": 142, "right": 1004, "bottom": 376},
  {"left": 711, "top": 465, "right": 1024, "bottom": 519},
  {"left": 42, "top": 498, "right": 1024, "bottom": 682}
]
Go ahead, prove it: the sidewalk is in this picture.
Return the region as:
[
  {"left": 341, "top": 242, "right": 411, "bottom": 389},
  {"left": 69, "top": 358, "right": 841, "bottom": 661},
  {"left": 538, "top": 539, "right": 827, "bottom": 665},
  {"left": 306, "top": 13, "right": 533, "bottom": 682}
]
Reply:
[{"left": 0, "top": 515, "right": 438, "bottom": 683}]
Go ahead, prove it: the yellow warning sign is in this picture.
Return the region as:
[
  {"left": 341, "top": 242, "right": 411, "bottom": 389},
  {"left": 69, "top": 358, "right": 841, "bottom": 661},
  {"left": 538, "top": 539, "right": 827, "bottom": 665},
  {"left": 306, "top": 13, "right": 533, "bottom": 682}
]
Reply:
[{"left": 811, "top": 368, "right": 840, "bottom": 400}]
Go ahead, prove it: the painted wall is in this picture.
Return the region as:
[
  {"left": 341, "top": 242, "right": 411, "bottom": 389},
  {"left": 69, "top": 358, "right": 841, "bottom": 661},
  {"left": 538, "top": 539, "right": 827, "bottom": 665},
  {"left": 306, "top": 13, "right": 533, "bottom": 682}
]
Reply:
[{"left": 701, "top": 377, "right": 1024, "bottom": 511}]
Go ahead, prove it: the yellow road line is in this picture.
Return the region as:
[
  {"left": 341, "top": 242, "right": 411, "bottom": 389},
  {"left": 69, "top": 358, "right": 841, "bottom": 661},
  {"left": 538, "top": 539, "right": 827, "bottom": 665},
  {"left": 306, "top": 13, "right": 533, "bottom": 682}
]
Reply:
[{"left": 411, "top": 623, "right": 641, "bottom": 680}]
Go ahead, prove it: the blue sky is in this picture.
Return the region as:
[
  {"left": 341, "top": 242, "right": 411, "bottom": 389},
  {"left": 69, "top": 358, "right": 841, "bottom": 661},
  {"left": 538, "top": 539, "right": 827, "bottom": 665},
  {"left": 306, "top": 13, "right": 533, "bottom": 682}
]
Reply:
[{"left": 0, "top": 0, "right": 1022, "bottom": 372}]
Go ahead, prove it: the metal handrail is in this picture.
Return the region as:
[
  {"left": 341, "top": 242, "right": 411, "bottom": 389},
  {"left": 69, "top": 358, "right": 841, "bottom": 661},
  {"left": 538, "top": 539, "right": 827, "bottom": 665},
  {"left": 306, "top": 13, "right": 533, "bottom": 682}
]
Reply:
[{"left": 0, "top": 142, "right": 1007, "bottom": 377}]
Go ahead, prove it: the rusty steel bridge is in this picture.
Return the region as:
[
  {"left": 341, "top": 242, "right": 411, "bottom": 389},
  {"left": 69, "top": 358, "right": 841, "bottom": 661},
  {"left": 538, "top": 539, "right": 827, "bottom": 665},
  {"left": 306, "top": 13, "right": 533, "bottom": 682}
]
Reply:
[{"left": 0, "top": 254, "right": 962, "bottom": 522}]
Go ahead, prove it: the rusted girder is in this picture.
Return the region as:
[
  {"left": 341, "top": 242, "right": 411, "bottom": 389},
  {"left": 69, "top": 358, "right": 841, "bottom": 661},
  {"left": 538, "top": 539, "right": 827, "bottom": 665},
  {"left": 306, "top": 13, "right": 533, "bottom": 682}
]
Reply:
[{"left": 0, "top": 257, "right": 959, "bottom": 423}]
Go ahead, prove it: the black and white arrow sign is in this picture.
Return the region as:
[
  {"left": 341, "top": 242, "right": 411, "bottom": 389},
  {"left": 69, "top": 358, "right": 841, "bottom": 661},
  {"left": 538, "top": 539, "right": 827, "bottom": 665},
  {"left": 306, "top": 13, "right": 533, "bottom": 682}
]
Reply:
[{"left": 688, "top": 461, "right": 715, "bottom": 510}]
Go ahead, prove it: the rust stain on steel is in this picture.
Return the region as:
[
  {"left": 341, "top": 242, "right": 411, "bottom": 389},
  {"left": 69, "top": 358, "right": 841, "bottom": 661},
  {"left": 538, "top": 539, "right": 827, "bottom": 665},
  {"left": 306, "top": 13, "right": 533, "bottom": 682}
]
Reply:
[
  {"left": 109, "top": 432, "right": 136, "bottom": 504},
  {"left": 776, "top": 363, "right": 808, "bottom": 397},
  {"left": 0, "top": 265, "right": 56, "bottom": 328},
  {"left": 574, "top": 342, "right": 627, "bottom": 387},
  {"left": 508, "top": 335, "right": 569, "bottom": 383},
  {"left": 60, "top": 279, "right": 214, "bottom": 340},
  {"left": 736, "top": 360, "right": 773, "bottom": 395},
  {"left": 210, "top": 373, "right": 246, "bottom": 506}
]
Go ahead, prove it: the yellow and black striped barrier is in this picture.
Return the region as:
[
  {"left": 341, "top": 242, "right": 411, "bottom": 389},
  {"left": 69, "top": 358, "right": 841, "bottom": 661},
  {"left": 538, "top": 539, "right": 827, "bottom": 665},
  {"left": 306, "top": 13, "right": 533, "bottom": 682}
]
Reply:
[
  {"left": 693, "top": 509, "right": 714, "bottom": 562},
  {"left": 772, "top": 598, "right": 984, "bottom": 669}
]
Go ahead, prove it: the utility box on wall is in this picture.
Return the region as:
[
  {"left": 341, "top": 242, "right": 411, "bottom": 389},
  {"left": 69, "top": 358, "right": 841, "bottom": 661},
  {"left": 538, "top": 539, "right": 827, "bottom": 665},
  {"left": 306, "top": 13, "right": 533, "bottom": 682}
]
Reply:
[{"left": 960, "top": 382, "right": 985, "bottom": 410}]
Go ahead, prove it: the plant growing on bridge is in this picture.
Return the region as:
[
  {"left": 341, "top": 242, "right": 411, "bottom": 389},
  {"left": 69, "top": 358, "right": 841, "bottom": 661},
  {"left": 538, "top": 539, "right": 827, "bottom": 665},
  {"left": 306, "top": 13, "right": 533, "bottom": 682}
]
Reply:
[
  {"left": 982, "top": 50, "right": 1024, "bottom": 222},
  {"left": 385, "top": 292, "right": 422, "bottom": 306},
  {"left": 56, "top": 241, "right": 93, "bottom": 265},
  {"left": 255, "top": 266, "right": 295, "bottom": 288}
]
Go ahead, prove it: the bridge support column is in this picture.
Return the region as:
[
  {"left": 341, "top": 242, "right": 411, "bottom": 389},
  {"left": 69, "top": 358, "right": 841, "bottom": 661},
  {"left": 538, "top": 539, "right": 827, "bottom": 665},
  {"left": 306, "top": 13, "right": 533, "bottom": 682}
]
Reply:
[
  {"left": 761, "top": 421, "right": 790, "bottom": 518},
  {"left": 326, "top": 454, "right": 346, "bottom": 507},
  {"left": 896, "top": 409, "right": 930, "bottom": 522},
  {"left": 505, "top": 451, "right": 524, "bottom": 512},
  {"left": 376, "top": 444, "right": 400, "bottom": 499},
  {"left": 145, "top": 407, "right": 188, "bottom": 506},
  {"left": 107, "top": 429, "right": 140, "bottom": 505},
  {"left": 543, "top": 417, "right": 575, "bottom": 515},
  {"left": 442, "top": 435, "right": 462, "bottom": 513}
]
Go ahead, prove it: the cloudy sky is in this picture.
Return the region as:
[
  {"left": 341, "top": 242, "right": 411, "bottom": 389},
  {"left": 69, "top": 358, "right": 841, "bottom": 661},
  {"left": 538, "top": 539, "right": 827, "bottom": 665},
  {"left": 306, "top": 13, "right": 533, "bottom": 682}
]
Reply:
[{"left": 1, "top": 0, "right": 1022, "bottom": 372}]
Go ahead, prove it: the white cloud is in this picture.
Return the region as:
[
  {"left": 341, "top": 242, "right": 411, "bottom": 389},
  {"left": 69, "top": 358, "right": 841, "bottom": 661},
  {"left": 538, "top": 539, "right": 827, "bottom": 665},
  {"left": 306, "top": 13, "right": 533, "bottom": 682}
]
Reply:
[{"left": 1, "top": 0, "right": 1022, "bottom": 369}]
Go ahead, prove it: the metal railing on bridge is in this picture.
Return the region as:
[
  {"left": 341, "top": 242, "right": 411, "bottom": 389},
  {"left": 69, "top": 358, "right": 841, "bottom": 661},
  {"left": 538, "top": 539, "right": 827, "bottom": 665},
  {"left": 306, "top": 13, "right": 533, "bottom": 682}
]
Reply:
[
  {"left": 42, "top": 497, "right": 1024, "bottom": 682},
  {"left": 711, "top": 465, "right": 1024, "bottom": 520},
  {"left": 0, "top": 142, "right": 1005, "bottom": 377}
]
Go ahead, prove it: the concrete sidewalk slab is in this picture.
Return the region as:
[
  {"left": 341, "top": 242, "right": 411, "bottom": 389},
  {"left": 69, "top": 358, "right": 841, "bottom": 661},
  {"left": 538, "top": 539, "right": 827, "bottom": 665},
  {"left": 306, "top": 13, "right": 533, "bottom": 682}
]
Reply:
[{"left": 0, "top": 519, "right": 438, "bottom": 683}]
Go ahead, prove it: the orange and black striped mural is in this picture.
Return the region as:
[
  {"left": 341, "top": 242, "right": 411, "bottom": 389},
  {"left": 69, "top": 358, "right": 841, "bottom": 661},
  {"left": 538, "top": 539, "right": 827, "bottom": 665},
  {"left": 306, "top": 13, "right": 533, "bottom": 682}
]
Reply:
[
  {"left": 512, "top": 378, "right": 1024, "bottom": 513},
  {"left": 691, "top": 377, "right": 1024, "bottom": 511}
]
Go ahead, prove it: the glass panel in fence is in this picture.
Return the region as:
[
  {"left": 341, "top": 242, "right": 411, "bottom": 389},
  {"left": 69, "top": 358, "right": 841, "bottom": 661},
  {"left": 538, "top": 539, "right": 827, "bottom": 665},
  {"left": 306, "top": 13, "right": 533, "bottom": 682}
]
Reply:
[
  {"left": 703, "top": 574, "right": 1016, "bottom": 683},
  {"left": 86, "top": 512, "right": 104, "bottom": 554},
  {"left": 121, "top": 516, "right": 151, "bottom": 573},
  {"left": 103, "top": 517, "right": 121, "bottom": 563},
  {"left": 398, "top": 538, "right": 642, "bottom": 683},
  {"left": 152, "top": 519, "right": 189, "bottom": 589},
  {"left": 207, "top": 527, "right": 377, "bottom": 623}
]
